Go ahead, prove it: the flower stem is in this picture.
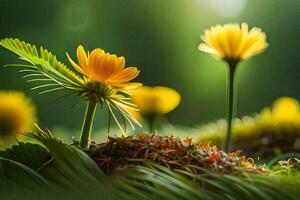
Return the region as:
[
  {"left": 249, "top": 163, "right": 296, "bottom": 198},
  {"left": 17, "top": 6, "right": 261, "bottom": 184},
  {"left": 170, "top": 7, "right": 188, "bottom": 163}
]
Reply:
[
  {"left": 224, "top": 61, "right": 237, "bottom": 152},
  {"left": 147, "top": 115, "right": 155, "bottom": 133},
  {"left": 80, "top": 99, "right": 97, "bottom": 149}
]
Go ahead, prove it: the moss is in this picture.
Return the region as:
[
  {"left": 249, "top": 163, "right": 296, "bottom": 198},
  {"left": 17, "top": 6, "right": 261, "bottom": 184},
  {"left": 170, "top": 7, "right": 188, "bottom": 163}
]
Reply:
[{"left": 82, "top": 134, "right": 266, "bottom": 175}]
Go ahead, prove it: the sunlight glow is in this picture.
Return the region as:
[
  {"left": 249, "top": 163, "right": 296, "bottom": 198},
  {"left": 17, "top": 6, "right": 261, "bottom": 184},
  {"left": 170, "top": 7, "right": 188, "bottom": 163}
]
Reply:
[{"left": 210, "top": 0, "right": 247, "bottom": 18}]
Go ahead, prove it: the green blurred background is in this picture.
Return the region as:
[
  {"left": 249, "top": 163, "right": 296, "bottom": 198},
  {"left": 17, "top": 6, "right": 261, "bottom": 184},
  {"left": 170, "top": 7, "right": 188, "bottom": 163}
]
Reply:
[{"left": 0, "top": 0, "right": 299, "bottom": 133}]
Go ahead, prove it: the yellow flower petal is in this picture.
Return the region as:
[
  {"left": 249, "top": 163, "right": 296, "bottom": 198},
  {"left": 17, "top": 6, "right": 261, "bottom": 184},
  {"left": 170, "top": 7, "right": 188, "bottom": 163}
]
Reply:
[
  {"left": 132, "top": 86, "right": 181, "bottom": 115},
  {"left": 198, "top": 23, "right": 268, "bottom": 62},
  {"left": 92, "top": 54, "right": 118, "bottom": 82},
  {"left": 111, "top": 82, "right": 143, "bottom": 90},
  {"left": 88, "top": 48, "right": 104, "bottom": 71},
  {"left": 198, "top": 43, "right": 220, "bottom": 57},
  {"left": 77, "top": 45, "right": 88, "bottom": 69},
  {"left": 67, "top": 45, "right": 141, "bottom": 92},
  {"left": 111, "top": 67, "right": 140, "bottom": 83},
  {"left": 114, "top": 56, "right": 125, "bottom": 74},
  {"left": 0, "top": 91, "right": 37, "bottom": 143},
  {"left": 260, "top": 97, "right": 300, "bottom": 123},
  {"left": 66, "top": 52, "right": 85, "bottom": 75}
]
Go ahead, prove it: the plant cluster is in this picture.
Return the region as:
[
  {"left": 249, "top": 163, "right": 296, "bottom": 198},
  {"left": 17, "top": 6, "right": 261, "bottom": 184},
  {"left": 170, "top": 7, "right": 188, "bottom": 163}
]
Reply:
[
  {"left": 0, "top": 38, "right": 142, "bottom": 149},
  {"left": 1, "top": 22, "right": 299, "bottom": 200}
]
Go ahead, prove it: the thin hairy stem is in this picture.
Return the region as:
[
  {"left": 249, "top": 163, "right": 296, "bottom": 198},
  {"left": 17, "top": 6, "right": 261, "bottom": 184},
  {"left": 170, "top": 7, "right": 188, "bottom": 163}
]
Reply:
[{"left": 80, "top": 99, "right": 97, "bottom": 149}]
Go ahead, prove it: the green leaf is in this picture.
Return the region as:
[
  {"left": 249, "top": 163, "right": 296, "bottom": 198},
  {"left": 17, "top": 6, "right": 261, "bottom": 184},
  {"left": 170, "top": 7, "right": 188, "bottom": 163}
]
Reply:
[
  {"left": 0, "top": 157, "right": 52, "bottom": 197},
  {"left": 0, "top": 142, "right": 51, "bottom": 170},
  {"left": 28, "top": 127, "right": 122, "bottom": 199},
  {"left": 0, "top": 38, "right": 84, "bottom": 93},
  {"left": 2, "top": 128, "right": 300, "bottom": 200}
]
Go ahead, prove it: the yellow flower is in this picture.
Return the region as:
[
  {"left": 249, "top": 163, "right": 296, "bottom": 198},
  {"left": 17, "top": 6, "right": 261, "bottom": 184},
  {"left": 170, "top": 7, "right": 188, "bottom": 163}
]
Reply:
[
  {"left": 67, "top": 45, "right": 142, "bottom": 90},
  {"left": 132, "top": 86, "right": 181, "bottom": 116},
  {"left": 0, "top": 91, "right": 37, "bottom": 141},
  {"left": 260, "top": 97, "right": 300, "bottom": 122},
  {"left": 198, "top": 23, "right": 268, "bottom": 62}
]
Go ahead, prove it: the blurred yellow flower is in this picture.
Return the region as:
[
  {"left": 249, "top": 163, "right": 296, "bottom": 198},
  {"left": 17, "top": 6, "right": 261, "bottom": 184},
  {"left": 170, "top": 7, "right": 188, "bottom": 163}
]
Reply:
[
  {"left": 198, "top": 22, "right": 268, "bottom": 152},
  {"left": 196, "top": 97, "right": 300, "bottom": 158},
  {"left": 198, "top": 23, "right": 268, "bottom": 62},
  {"left": 260, "top": 97, "right": 300, "bottom": 122},
  {"left": 132, "top": 86, "right": 181, "bottom": 116},
  {"left": 67, "top": 45, "right": 142, "bottom": 90},
  {"left": 0, "top": 91, "right": 36, "bottom": 141}
]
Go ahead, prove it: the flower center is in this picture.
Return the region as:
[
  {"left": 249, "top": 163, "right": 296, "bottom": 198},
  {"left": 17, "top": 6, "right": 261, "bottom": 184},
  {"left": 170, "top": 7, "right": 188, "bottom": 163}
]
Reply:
[{"left": 0, "top": 116, "right": 16, "bottom": 136}]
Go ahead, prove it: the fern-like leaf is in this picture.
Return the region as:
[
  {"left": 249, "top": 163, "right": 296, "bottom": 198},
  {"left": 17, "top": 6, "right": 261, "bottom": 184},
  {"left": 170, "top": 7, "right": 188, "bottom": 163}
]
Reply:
[{"left": 0, "top": 38, "right": 84, "bottom": 93}]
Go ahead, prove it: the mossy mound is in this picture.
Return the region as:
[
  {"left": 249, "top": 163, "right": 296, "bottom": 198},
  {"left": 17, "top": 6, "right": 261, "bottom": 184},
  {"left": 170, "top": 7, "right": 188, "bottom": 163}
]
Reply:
[
  {"left": 196, "top": 117, "right": 300, "bottom": 160},
  {"left": 84, "top": 134, "right": 266, "bottom": 175}
]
